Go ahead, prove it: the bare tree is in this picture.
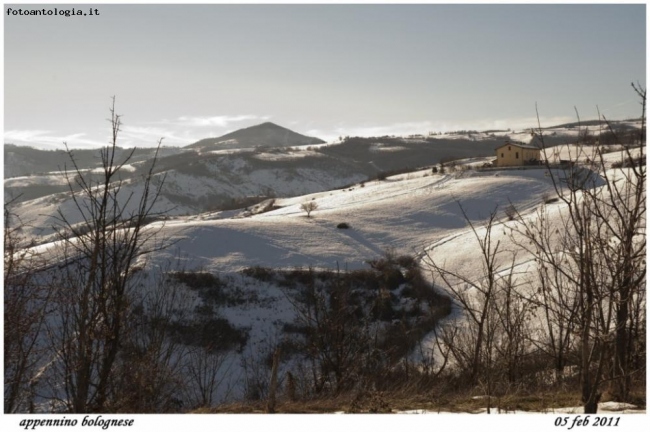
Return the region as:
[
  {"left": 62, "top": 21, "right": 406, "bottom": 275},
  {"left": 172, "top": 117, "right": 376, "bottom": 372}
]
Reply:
[
  {"left": 284, "top": 267, "right": 374, "bottom": 395},
  {"left": 44, "top": 98, "right": 170, "bottom": 412},
  {"left": 598, "top": 83, "right": 646, "bottom": 402},
  {"left": 510, "top": 207, "right": 580, "bottom": 379},
  {"left": 423, "top": 207, "right": 505, "bottom": 386},
  {"left": 517, "top": 84, "right": 646, "bottom": 412},
  {"left": 108, "top": 268, "right": 190, "bottom": 412},
  {"left": 424, "top": 205, "right": 539, "bottom": 413},
  {"left": 492, "top": 259, "right": 533, "bottom": 385},
  {"left": 300, "top": 201, "right": 318, "bottom": 218},
  {"left": 183, "top": 347, "right": 233, "bottom": 410},
  {"left": 4, "top": 201, "right": 52, "bottom": 413}
]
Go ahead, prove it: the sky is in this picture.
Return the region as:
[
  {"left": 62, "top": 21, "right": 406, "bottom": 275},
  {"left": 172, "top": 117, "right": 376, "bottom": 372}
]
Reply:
[{"left": 3, "top": 2, "right": 647, "bottom": 149}]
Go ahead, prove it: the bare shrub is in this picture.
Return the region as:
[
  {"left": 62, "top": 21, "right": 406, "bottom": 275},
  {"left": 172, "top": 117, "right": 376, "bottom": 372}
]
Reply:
[
  {"left": 4, "top": 202, "right": 52, "bottom": 413},
  {"left": 504, "top": 203, "right": 517, "bottom": 221}
]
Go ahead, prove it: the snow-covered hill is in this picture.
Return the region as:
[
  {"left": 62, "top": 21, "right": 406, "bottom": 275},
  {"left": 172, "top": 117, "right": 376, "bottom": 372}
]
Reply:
[
  {"left": 143, "top": 167, "right": 560, "bottom": 274},
  {"left": 3, "top": 144, "right": 185, "bottom": 179}
]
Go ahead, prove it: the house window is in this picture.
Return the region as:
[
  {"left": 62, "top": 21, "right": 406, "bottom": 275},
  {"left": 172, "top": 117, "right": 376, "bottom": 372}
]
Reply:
[
  {"left": 508, "top": 146, "right": 511, "bottom": 150},
  {"left": 516, "top": 152, "right": 519, "bottom": 159},
  {"left": 501, "top": 153, "right": 504, "bottom": 158}
]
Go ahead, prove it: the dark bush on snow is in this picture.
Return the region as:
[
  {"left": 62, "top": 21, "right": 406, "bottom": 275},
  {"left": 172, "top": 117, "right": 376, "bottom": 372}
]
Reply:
[
  {"left": 168, "top": 317, "right": 248, "bottom": 352},
  {"left": 172, "top": 271, "right": 223, "bottom": 289},
  {"left": 242, "top": 266, "right": 275, "bottom": 282},
  {"left": 612, "top": 156, "right": 646, "bottom": 168}
]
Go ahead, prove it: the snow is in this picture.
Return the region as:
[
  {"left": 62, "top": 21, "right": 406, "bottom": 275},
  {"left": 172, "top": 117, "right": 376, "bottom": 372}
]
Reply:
[
  {"left": 4, "top": 174, "right": 70, "bottom": 187},
  {"left": 4, "top": 164, "right": 137, "bottom": 188},
  {"left": 9, "top": 151, "right": 367, "bottom": 242},
  {"left": 139, "top": 166, "right": 567, "bottom": 276},
  {"left": 253, "top": 149, "right": 324, "bottom": 161},
  {"left": 539, "top": 144, "right": 642, "bottom": 165},
  {"left": 370, "top": 143, "right": 407, "bottom": 152},
  {"left": 399, "top": 401, "right": 644, "bottom": 414},
  {"left": 206, "top": 149, "right": 243, "bottom": 155},
  {"left": 11, "top": 176, "right": 192, "bottom": 240},
  {"left": 90, "top": 164, "right": 136, "bottom": 173}
]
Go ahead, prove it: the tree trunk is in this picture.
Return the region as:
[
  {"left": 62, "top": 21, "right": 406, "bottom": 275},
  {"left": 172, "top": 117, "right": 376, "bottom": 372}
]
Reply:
[{"left": 267, "top": 348, "right": 281, "bottom": 413}]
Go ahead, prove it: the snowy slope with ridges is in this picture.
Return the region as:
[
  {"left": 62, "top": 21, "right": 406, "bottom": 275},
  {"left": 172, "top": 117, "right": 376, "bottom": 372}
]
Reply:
[{"left": 142, "top": 167, "right": 562, "bottom": 274}]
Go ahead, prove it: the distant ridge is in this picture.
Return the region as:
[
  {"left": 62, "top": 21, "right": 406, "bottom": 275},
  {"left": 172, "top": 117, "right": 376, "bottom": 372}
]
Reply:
[{"left": 186, "top": 122, "right": 325, "bottom": 150}]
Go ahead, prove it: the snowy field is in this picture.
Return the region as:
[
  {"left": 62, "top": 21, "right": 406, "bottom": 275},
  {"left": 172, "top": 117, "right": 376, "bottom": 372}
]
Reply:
[{"left": 144, "top": 167, "right": 560, "bottom": 274}]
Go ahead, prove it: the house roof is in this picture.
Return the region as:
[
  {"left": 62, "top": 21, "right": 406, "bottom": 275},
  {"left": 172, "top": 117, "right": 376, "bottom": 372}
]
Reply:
[{"left": 495, "top": 142, "right": 540, "bottom": 151}]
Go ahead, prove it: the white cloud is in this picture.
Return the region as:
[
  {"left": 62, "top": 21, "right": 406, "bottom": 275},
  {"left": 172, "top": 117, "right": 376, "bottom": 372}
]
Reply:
[
  {"left": 310, "top": 116, "right": 577, "bottom": 141},
  {"left": 4, "top": 126, "right": 196, "bottom": 150},
  {"left": 120, "top": 125, "right": 211, "bottom": 147},
  {"left": 121, "top": 125, "right": 178, "bottom": 145},
  {"left": 327, "top": 121, "right": 434, "bottom": 140},
  {"left": 456, "top": 116, "right": 576, "bottom": 132},
  {"left": 4, "top": 130, "right": 106, "bottom": 149},
  {"left": 6, "top": 114, "right": 580, "bottom": 150},
  {"left": 173, "top": 115, "right": 270, "bottom": 128},
  {"left": 115, "top": 114, "right": 274, "bottom": 147},
  {"left": 5, "top": 129, "right": 52, "bottom": 142}
]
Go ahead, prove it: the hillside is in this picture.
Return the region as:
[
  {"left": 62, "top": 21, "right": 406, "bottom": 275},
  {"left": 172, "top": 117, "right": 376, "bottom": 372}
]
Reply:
[
  {"left": 185, "top": 121, "right": 325, "bottom": 150},
  {"left": 8, "top": 119, "right": 643, "bottom": 243},
  {"left": 5, "top": 130, "right": 508, "bottom": 238},
  {"left": 7, "top": 119, "right": 642, "bottom": 210},
  {"left": 144, "top": 167, "right": 560, "bottom": 273},
  {"left": 3, "top": 143, "right": 185, "bottom": 179}
]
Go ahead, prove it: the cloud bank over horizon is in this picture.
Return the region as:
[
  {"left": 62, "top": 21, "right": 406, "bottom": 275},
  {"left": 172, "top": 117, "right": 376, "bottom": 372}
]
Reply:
[{"left": 5, "top": 113, "right": 590, "bottom": 150}]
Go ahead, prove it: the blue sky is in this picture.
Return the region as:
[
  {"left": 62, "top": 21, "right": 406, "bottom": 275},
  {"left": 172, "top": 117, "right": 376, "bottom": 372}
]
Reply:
[{"left": 3, "top": 3, "right": 646, "bottom": 149}]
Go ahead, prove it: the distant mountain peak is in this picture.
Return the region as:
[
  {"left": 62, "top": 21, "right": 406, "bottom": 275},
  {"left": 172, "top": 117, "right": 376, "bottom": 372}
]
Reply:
[
  {"left": 257, "top": 121, "right": 280, "bottom": 127},
  {"left": 186, "top": 122, "right": 325, "bottom": 151},
  {"left": 238, "top": 121, "right": 281, "bottom": 130}
]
